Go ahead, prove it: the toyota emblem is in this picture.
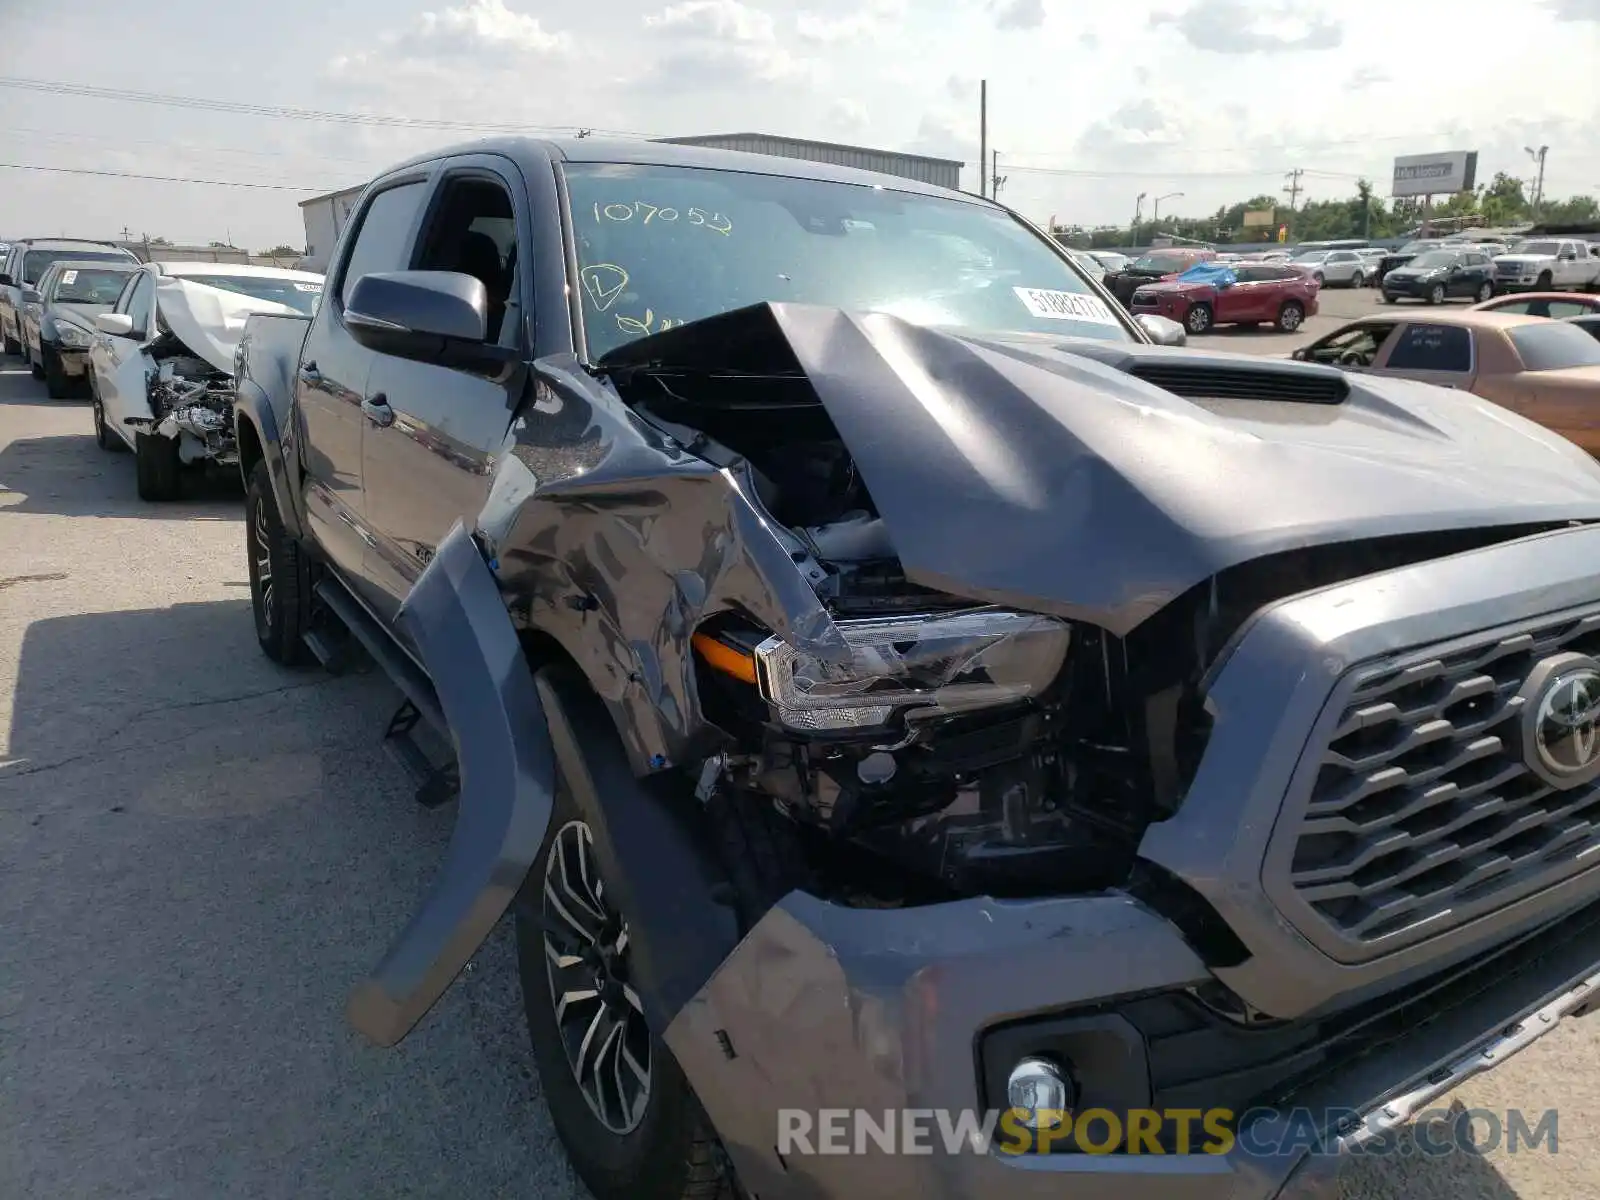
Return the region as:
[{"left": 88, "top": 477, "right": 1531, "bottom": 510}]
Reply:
[{"left": 1521, "top": 653, "right": 1600, "bottom": 789}]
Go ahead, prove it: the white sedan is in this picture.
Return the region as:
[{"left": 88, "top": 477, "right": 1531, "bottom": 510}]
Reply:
[{"left": 88, "top": 262, "right": 324, "bottom": 500}]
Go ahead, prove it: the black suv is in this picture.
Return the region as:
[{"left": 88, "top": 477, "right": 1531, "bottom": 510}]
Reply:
[{"left": 1380, "top": 247, "right": 1496, "bottom": 305}]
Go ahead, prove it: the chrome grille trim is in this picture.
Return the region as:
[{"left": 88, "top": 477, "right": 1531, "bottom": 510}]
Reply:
[{"left": 1268, "top": 603, "right": 1600, "bottom": 959}]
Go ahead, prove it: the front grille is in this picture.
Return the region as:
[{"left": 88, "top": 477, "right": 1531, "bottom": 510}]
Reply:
[
  {"left": 1282, "top": 605, "right": 1600, "bottom": 950},
  {"left": 1496, "top": 262, "right": 1525, "bottom": 277}
]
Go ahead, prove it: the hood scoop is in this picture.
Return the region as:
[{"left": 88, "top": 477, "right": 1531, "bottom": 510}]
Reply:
[{"left": 1126, "top": 361, "right": 1349, "bottom": 405}]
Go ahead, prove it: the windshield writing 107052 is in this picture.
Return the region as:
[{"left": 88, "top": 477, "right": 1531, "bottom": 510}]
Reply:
[{"left": 592, "top": 201, "right": 732, "bottom": 236}]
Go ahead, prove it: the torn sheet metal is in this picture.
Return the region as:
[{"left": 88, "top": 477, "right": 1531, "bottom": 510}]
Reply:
[
  {"left": 155, "top": 276, "right": 304, "bottom": 374},
  {"left": 598, "top": 302, "right": 1600, "bottom": 636}
]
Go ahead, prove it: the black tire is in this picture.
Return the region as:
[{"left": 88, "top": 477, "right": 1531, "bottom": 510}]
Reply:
[
  {"left": 1312, "top": 271, "right": 1325, "bottom": 286},
  {"left": 134, "top": 431, "right": 182, "bottom": 501},
  {"left": 2, "top": 327, "right": 18, "bottom": 357},
  {"left": 26, "top": 339, "right": 42, "bottom": 379},
  {"left": 1475, "top": 281, "right": 1494, "bottom": 304},
  {"left": 1537, "top": 271, "right": 1553, "bottom": 290},
  {"left": 1184, "top": 302, "right": 1213, "bottom": 335},
  {"left": 1351, "top": 270, "right": 1366, "bottom": 288},
  {"left": 246, "top": 459, "right": 309, "bottom": 665},
  {"left": 1380, "top": 292, "right": 1395, "bottom": 304},
  {"left": 513, "top": 768, "right": 737, "bottom": 1200},
  {"left": 1276, "top": 300, "right": 1306, "bottom": 332},
  {"left": 41, "top": 344, "right": 71, "bottom": 399},
  {"left": 1427, "top": 284, "right": 1445, "bottom": 306}
]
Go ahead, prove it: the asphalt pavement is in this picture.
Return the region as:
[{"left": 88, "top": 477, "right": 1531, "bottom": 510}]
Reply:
[{"left": 1, "top": 336, "right": 1596, "bottom": 1199}]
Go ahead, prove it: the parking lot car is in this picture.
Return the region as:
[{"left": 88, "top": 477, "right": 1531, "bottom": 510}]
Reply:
[
  {"left": 0, "top": 236, "right": 139, "bottom": 362},
  {"left": 1086, "top": 249, "right": 1129, "bottom": 274},
  {"left": 1102, "top": 246, "right": 1216, "bottom": 305},
  {"left": 1130, "top": 261, "right": 1318, "bottom": 334},
  {"left": 1380, "top": 247, "right": 1495, "bottom": 304},
  {"left": 1472, "top": 291, "right": 1600, "bottom": 318},
  {"left": 88, "top": 260, "right": 323, "bottom": 497},
  {"left": 230, "top": 135, "right": 1600, "bottom": 1200},
  {"left": 1293, "top": 310, "right": 1600, "bottom": 452},
  {"left": 1287, "top": 247, "right": 1372, "bottom": 287},
  {"left": 1373, "top": 237, "right": 1449, "bottom": 285},
  {"left": 1492, "top": 238, "right": 1600, "bottom": 293},
  {"left": 22, "top": 259, "right": 139, "bottom": 397}
]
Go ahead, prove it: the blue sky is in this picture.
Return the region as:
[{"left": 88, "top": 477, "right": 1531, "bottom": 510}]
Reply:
[{"left": 1, "top": 0, "right": 1596, "bottom": 250}]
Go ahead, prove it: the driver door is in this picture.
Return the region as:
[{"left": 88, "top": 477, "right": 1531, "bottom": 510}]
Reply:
[{"left": 1299, "top": 321, "right": 1399, "bottom": 372}]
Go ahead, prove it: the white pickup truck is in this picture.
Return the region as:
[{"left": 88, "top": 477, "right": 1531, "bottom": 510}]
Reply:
[{"left": 1492, "top": 237, "right": 1600, "bottom": 293}]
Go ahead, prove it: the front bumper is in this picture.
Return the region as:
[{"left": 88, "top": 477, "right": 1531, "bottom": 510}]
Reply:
[
  {"left": 666, "top": 887, "right": 1599, "bottom": 1200},
  {"left": 1130, "top": 295, "right": 1183, "bottom": 321},
  {"left": 1380, "top": 276, "right": 1442, "bottom": 299},
  {"left": 51, "top": 344, "right": 88, "bottom": 376}
]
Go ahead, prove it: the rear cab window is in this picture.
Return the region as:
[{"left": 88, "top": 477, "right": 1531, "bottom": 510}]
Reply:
[{"left": 1387, "top": 323, "right": 1473, "bottom": 373}]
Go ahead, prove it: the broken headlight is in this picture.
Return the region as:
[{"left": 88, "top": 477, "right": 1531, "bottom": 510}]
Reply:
[
  {"left": 753, "top": 609, "right": 1070, "bottom": 733},
  {"left": 56, "top": 324, "right": 92, "bottom": 348}
]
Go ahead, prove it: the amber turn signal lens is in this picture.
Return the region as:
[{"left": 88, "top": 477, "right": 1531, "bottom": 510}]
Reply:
[{"left": 692, "top": 631, "right": 758, "bottom": 684}]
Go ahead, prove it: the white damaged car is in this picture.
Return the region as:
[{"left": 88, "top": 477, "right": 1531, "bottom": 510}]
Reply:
[{"left": 88, "top": 261, "right": 324, "bottom": 500}]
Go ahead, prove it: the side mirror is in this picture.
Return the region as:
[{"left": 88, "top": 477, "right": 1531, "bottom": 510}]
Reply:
[
  {"left": 344, "top": 270, "right": 511, "bottom": 369},
  {"left": 95, "top": 312, "right": 136, "bottom": 337},
  {"left": 1135, "top": 313, "right": 1186, "bottom": 347},
  {"left": 21, "top": 288, "right": 40, "bottom": 305},
  {"left": 1559, "top": 252, "right": 1575, "bottom": 261},
  {"left": 0, "top": 272, "right": 11, "bottom": 287},
  {"left": 1291, "top": 348, "right": 1308, "bottom": 360}
]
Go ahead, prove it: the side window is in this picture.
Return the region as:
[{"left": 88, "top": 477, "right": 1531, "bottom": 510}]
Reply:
[
  {"left": 413, "top": 175, "right": 520, "bottom": 346},
  {"left": 1305, "top": 323, "right": 1393, "bottom": 366},
  {"left": 1387, "top": 323, "right": 1472, "bottom": 372},
  {"left": 124, "top": 274, "right": 155, "bottom": 337},
  {"left": 338, "top": 181, "right": 428, "bottom": 309},
  {"left": 1329, "top": 251, "right": 1355, "bottom": 264},
  {"left": 1547, "top": 301, "right": 1590, "bottom": 319}
]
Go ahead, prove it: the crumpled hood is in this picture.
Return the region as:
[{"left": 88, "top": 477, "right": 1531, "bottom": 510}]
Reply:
[
  {"left": 156, "top": 277, "right": 301, "bottom": 374},
  {"left": 600, "top": 302, "right": 1600, "bottom": 636}
]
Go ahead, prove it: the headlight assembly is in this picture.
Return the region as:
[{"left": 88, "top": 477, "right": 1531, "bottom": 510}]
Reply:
[
  {"left": 56, "top": 324, "right": 90, "bottom": 348},
  {"left": 750, "top": 608, "right": 1071, "bottom": 733}
]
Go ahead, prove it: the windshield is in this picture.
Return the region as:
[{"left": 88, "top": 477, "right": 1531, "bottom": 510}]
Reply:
[
  {"left": 1511, "top": 241, "right": 1561, "bottom": 256},
  {"left": 1090, "top": 252, "right": 1128, "bottom": 271},
  {"left": 1508, "top": 323, "right": 1600, "bottom": 371},
  {"left": 563, "top": 163, "right": 1130, "bottom": 359},
  {"left": 1409, "top": 251, "right": 1458, "bottom": 270},
  {"left": 49, "top": 266, "right": 136, "bottom": 304},
  {"left": 22, "top": 247, "right": 134, "bottom": 284},
  {"left": 1291, "top": 249, "right": 1329, "bottom": 262},
  {"left": 175, "top": 273, "right": 323, "bottom": 315}
]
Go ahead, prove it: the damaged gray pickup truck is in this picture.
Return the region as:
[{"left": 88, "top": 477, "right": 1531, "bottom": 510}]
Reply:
[{"left": 234, "top": 137, "right": 1600, "bottom": 1200}]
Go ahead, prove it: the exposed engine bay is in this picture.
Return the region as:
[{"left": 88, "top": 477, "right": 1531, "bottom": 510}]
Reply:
[
  {"left": 596, "top": 304, "right": 1584, "bottom": 910},
  {"left": 147, "top": 351, "right": 237, "bottom": 465}
]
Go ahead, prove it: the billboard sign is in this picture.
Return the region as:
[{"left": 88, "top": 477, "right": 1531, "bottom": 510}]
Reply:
[
  {"left": 1391, "top": 151, "right": 1479, "bottom": 198},
  {"left": 1242, "top": 208, "right": 1275, "bottom": 228}
]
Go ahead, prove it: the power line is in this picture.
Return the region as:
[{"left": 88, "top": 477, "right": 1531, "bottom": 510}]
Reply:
[
  {"left": 0, "top": 124, "right": 393, "bottom": 171},
  {"left": 0, "top": 76, "right": 650, "bottom": 140},
  {"left": 0, "top": 162, "right": 329, "bottom": 191}
]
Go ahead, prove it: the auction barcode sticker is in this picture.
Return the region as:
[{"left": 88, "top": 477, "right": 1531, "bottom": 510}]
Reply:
[
  {"left": 61, "top": 270, "right": 78, "bottom": 285},
  {"left": 292, "top": 282, "right": 323, "bottom": 293},
  {"left": 1013, "top": 287, "right": 1120, "bottom": 325}
]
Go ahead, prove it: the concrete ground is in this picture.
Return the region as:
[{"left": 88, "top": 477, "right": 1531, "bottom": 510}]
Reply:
[
  {"left": 1180, "top": 279, "right": 1446, "bottom": 356},
  {"left": 1, "top": 339, "right": 1596, "bottom": 1200}
]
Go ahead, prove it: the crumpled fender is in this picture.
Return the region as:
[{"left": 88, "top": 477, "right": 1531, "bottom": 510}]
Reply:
[{"left": 346, "top": 521, "right": 555, "bottom": 1047}]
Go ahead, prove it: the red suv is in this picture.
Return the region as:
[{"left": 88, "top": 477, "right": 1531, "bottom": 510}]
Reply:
[{"left": 1130, "top": 263, "right": 1320, "bottom": 335}]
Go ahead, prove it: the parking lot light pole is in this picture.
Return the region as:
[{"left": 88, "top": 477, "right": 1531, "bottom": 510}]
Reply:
[
  {"left": 1132, "top": 192, "right": 1147, "bottom": 244},
  {"left": 1153, "top": 191, "right": 1183, "bottom": 224},
  {"left": 1524, "top": 145, "right": 1548, "bottom": 218}
]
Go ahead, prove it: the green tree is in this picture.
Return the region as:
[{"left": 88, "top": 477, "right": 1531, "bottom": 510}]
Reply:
[{"left": 262, "top": 244, "right": 302, "bottom": 257}]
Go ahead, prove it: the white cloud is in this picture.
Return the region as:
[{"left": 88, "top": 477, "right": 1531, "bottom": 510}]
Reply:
[
  {"left": 644, "top": 0, "right": 776, "bottom": 42},
  {"left": 796, "top": 0, "right": 908, "bottom": 42},
  {"left": 1150, "top": 0, "right": 1342, "bottom": 53},
  {"left": 641, "top": 0, "right": 811, "bottom": 85},
  {"left": 993, "top": 0, "right": 1046, "bottom": 31}
]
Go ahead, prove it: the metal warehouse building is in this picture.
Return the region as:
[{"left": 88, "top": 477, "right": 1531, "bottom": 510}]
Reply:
[{"left": 655, "top": 133, "right": 964, "bottom": 190}]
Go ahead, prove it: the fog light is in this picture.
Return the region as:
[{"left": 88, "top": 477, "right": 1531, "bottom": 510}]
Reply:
[{"left": 1006, "top": 1057, "right": 1073, "bottom": 1129}]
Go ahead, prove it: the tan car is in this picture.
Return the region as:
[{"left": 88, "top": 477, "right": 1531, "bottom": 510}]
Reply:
[{"left": 1292, "top": 310, "right": 1600, "bottom": 453}]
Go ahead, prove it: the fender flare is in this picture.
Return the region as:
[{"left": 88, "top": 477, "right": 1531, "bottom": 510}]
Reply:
[
  {"left": 233, "top": 380, "right": 306, "bottom": 541},
  {"left": 345, "top": 520, "right": 742, "bottom": 1046},
  {"left": 347, "top": 521, "right": 555, "bottom": 1046}
]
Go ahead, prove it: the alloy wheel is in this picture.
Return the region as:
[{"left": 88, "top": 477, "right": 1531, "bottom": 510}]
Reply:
[
  {"left": 253, "top": 499, "right": 275, "bottom": 622},
  {"left": 542, "top": 820, "right": 652, "bottom": 1136},
  {"left": 1430, "top": 284, "right": 1445, "bottom": 305}
]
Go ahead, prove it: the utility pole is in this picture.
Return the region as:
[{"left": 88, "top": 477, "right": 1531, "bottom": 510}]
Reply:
[
  {"left": 990, "top": 150, "right": 1007, "bottom": 198},
  {"left": 1132, "top": 191, "right": 1146, "bottom": 245},
  {"left": 1282, "top": 168, "right": 1304, "bottom": 214},
  {"left": 978, "top": 79, "right": 987, "bottom": 199},
  {"left": 1526, "top": 145, "right": 1549, "bottom": 219}
]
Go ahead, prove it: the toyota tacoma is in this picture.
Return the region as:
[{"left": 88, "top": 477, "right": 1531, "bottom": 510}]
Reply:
[{"left": 234, "top": 137, "right": 1600, "bottom": 1200}]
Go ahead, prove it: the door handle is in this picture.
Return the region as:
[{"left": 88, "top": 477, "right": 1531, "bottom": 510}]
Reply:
[
  {"left": 299, "top": 361, "right": 322, "bottom": 385},
  {"left": 361, "top": 394, "right": 394, "bottom": 427}
]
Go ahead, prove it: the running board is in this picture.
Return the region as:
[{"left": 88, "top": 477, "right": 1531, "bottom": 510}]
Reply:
[{"left": 312, "top": 575, "right": 449, "bottom": 738}]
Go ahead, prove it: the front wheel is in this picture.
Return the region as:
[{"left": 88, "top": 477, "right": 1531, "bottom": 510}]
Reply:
[
  {"left": 1428, "top": 284, "right": 1446, "bottom": 305},
  {"left": 1475, "top": 281, "right": 1494, "bottom": 304},
  {"left": 246, "top": 459, "right": 309, "bottom": 665},
  {"left": 514, "top": 776, "right": 736, "bottom": 1200},
  {"left": 1351, "top": 270, "right": 1366, "bottom": 288},
  {"left": 1276, "top": 300, "right": 1305, "bottom": 332},
  {"left": 1184, "top": 302, "right": 1213, "bottom": 335},
  {"left": 1, "top": 326, "right": 18, "bottom": 357},
  {"left": 134, "top": 431, "right": 182, "bottom": 501},
  {"left": 41, "top": 344, "right": 71, "bottom": 398}
]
